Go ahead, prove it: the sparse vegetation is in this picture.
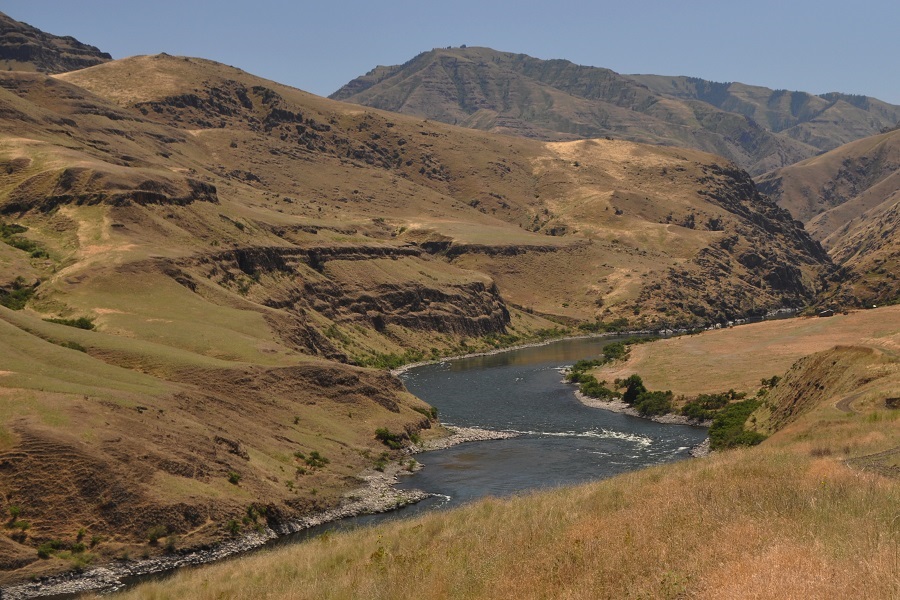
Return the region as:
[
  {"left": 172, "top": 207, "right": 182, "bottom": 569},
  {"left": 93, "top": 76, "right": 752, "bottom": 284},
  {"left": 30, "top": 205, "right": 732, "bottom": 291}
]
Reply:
[
  {"left": 43, "top": 316, "right": 95, "bottom": 330},
  {"left": 146, "top": 525, "right": 168, "bottom": 545},
  {"left": 0, "top": 277, "right": 35, "bottom": 310},
  {"left": 304, "top": 451, "right": 329, "bottom": 469},
  {"left": 0, "top": 222, "right": 48, "bottom": 258},
  {"left": 374, "top": 428, "right": 405, "bottom": 450}
]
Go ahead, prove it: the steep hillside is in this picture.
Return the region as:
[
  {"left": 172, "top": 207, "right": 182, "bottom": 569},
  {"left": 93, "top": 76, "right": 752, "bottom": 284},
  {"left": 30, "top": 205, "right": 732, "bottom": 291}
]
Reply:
[
  {"left": 331, "top": 47, "right": 900, "bottom": 175},
  {"left": 80, "top": 344, "right": 900, "bottom": 600},
  {"left": 0, "top": 11, "right": 110, "bottom": 74},
  {"left": 757, "top": 129, "right": 900, "bottom": 306},
  {"left": 630, "top": 75, "right": 900, "bottom": 153},
  {"left": 56, "top": 54, "right": 831, "bottom": 326},
  {"left": 0, "top": 50, "right": 833, "bottom": 582}
]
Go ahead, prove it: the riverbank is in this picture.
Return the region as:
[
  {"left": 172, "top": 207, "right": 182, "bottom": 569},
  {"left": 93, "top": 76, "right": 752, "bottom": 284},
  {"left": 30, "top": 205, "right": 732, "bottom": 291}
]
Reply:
[
  {"left": 390, "top": 331, "right": 648, "bottom": 377},
  {"left": 2, "top": 426, "right": 520, "bottom": 600},
  {"left": 409, "top": 426, "right": 520, "bottom": 453},
  {"left": 573, "top": 389, "right": 712, "bottom": 427},
  {"left": 390, "top": 308, "right": 803, "bottom": 378}
]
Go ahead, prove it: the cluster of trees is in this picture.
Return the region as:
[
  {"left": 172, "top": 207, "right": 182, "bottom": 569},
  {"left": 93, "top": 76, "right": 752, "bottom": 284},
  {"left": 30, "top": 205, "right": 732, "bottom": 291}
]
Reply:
[{"left": 566, "top": 342, "right": 773, "bottom": 449}]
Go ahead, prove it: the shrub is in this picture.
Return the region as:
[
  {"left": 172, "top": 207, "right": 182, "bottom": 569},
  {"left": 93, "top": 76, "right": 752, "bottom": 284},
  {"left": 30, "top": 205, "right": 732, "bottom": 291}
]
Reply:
[
  {"left": 375, "top": 428, "right": 405, "bottom": 449},
  {"left": 373, "top": 452, "right": 390, "bottom": 472},
  {"left": 37, "top": 540, "right": 62, "bottom": 559},
  {"left": 0, "top": 278, "right": 34, "bottom": 310},
  {"left": 227, "top": 471, "right": 241, "bottom": 485},
  {"left": 44, "top": 317, "right": 95, "bottom": 330},
  {"left": 146, "top": 525, "right": 168, "bottom": 544},
  {"left": 305, "top": 451, "right": 329, "bottom": 468},
  {"left": 621, "top": 375, "right": 647, "bottom": 405},
  {"left": 709, "top": 400, "right": 767, "bottom": 450},
  {"left": 226, "top": 519, "right": 240, "bottom": 536},
  {"left": 412, "top": 406, "right": 438, "bottom": 420},
  {"left": 360, "top": 349, "right": 426, "bottom": 370},
  {"left": 58, "top": 341, "right": 87, "bottom": 352},
  {"left": 635, "top": 390, "right": 674, "bottom": 416},
  {"left": 579, "top": 376, "right": 617, "bottom": 399}
]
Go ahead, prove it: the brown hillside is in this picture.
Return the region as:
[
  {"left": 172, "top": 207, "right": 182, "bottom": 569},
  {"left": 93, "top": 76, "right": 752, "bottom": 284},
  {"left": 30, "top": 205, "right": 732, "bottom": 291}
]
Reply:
[
  {"left": 332, "top": 47, "right": 900, "bottom": 176},
  {"left": 57, "top": 54, "right": 831, "bottom": 325},
  {"left": 0, "top": 11, "right": 110, "bottom": 74},
  {"left": 0, "top": 51, "right": 831, "bottom": 582},
  {"left": 757, "top": 129, "right": 900, "bottom": 306}
]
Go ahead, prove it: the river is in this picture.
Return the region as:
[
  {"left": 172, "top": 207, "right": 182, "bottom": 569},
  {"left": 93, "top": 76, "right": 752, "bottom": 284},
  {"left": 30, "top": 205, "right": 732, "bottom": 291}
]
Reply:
[
  {"left": 27, "top": 336, "right": 708, "bottom": 598},
  {"left": 393, "top": 336, "right": 707, "bottom": 511}
]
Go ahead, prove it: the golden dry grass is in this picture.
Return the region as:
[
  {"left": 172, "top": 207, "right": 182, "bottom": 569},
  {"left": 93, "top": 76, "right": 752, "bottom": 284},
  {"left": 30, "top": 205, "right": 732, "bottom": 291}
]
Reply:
[
  {"left": 93, "top": 341, "right": 900, "bottom": 600},
  {"left": 593, "top": 306, "right": 900, "bottom": 396},
  {"left": 95, "top": 344, "right": 900, "bottom": 600},
  {"left": 98, "top": 428, "right": 900, "bottom": 600}
]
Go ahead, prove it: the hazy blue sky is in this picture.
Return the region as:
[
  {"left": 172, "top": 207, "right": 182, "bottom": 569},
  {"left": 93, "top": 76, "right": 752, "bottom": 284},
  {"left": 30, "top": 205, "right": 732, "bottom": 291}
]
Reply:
[{"left": 7, "top": 1, "right": 900, "bottom": 103}]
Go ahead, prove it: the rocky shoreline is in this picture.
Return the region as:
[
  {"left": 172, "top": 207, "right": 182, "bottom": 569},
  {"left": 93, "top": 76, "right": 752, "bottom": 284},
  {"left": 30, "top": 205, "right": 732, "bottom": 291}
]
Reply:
[
  {"left": 408, "top": 425, "right": 520, "bottom": 452},
  {"left": 1, "top": 427, "right": 517, "bottom": 600},
  {"left": 573, "top": 389, "right": 712, "bottom": 428},
  {"left": 568, "top": 385, "right": 711, "bottom": 459}
]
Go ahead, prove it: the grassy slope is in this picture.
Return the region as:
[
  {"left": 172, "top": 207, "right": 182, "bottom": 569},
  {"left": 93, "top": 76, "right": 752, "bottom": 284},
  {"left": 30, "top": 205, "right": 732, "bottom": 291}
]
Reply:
[
  {"left": 0, "top": 53, "right": 838, "bottom": 581},
  {"left": 591, "top": 306, "right": 900, "bottom": 396},
  {"left": 99, "top": 342, "right": 900, "bottom": 600}
]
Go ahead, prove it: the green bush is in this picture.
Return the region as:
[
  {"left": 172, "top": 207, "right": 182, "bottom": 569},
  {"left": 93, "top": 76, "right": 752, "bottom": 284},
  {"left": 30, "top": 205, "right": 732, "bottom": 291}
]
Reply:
[
  {"left": 579, "top": 376, "right": 617, "bottom": 399},
  {"left": 146, "top": 525, "right": 168, "bottom": 544},
  {"left": 37, "top": 540, "right": 62, "bottom": 559},
  {"left": 58, "top": 341, "right": 87, "bottom": 352},
  {"left": 373, "top": 452, "right": 390, "bottom": 472},
  {"left": 305, "top": 451, "right": 329, "bottom": 468},
  {"left": 44, "top": 316, "right": 95, "bottom": 330},
  {"left": 375, "top": 428, "right": 405, "bottom": 449},
  {"left": 360, "top": 349, "right": 425, "bottom": 369},
  {"left": 226, "top": 519, "right": 240, "bottom": 536},
  {"left": 621, "top": 375, "right": 647, "bottom": 405},
  {"left": 0, "top": 278, "right": 35, "bottom": 310},
  {"left": 227, "top": 471, "right": 241, "bottom": 485},
  {"left": 709, "top": 399, "right": 767, "bottom": 450},
  {"left": 412, "top": 406, "right": 438, "bottom": 420},
  {"left": 634, "top": 390, "right": 674, "bottom": 416}
]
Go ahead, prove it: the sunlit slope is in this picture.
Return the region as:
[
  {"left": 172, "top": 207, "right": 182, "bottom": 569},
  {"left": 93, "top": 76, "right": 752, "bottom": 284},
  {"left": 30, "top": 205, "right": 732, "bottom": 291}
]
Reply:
[
  {"left": 758, "top": 129, "right": 900, "bottom": 306},
  {"left": 55, "top": 55, "right": 832, "bottom": 326},
  {"left": 101, "top": 343, "right": 900, "bottom": 600},
  {"left": 0, "top": 50, "right": 836, "bottom": 581}
]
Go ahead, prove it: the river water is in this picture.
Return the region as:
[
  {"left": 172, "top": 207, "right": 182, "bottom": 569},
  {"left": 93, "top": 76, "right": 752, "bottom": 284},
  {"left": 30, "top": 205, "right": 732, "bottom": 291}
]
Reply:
[
  {"left": 37, "top": 336, "right": 708, "bottom": 598},
  {"left": 392, "top": 336, "right": 707, "bottom": 512}
]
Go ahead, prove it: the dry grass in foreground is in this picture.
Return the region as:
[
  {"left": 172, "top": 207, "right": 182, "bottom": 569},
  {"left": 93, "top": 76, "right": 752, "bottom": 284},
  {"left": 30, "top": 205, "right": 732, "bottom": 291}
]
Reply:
[
  {"left": 98, "top": 346, "right": 900, "bottom": 600},
  {"left": 593, "top": 306, "right": 900, "bottom": 396}
]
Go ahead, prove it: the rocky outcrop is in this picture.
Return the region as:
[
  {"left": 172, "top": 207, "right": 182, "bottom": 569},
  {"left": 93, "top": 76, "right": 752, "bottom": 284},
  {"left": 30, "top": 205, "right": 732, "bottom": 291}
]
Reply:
[
  {"left": 173, "top": 244, "right": 511, "bottom": 345},
  {"left": 634, "top": 162, "right": 833, "bottom": 325},
  {"left": 2, "top": 166, "right": 218, "bottom": 213},
  {"left": 0, "top": 11, "right": 111, "bottom": 74}
]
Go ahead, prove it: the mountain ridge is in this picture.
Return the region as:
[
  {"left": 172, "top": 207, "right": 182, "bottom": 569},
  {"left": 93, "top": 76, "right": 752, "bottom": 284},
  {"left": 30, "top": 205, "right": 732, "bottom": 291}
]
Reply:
[
  {"left": 0, "top": 11, "right": 111, "bottom": 74},
  {"left": 332, "top": 46, "right": 900, "bottom": 176}
]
